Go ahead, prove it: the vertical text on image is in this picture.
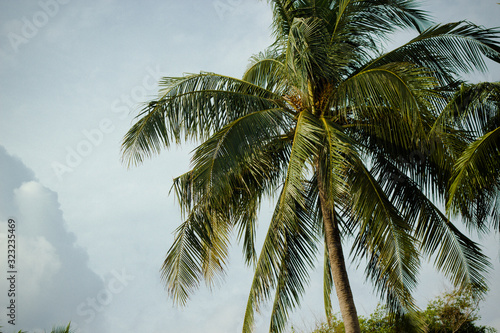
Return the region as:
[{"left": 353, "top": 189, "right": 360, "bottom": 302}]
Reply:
[{"left": 6, "top": 218, "right": 17, "bottom": 325}]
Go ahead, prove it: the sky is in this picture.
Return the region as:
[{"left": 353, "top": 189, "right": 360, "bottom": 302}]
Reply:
[{"left": 0, "top": 1, "right": 499, "bottom": 332}]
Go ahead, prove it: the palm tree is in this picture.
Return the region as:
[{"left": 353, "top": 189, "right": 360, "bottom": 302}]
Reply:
[
  {"left": 443, "top": 82, "right": 500, "bottom": 232},
  {"left": 121, "top": 1, "right": 500, "bottom": 332}
]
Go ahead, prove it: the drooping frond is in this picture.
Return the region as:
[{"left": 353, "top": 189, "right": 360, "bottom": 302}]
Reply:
[
  {"left": 364, "top": 22, "right": 500, "bottom": 84},
  {"left": 242, "top": 182, "right": 319, "bottom": 333},
  {"left": 353, "top": 110, "right": 458, "bottom": 203},
  {"left": 371, "top": 154, "right": 491, "bottom": 293},
  {"left": 188, "top": 108, "right": 292, "bottom": 264},
  {"left": 268, "top": 207, "right": 318, "bottom": 333},
  {"left": 448, "top": 128, "right": 500, "bottom": 230},
  {"left": 162, "top": 108, "right": 291, "bottom": 304},
  {"left": 323, "top": 243, "right": 334, "bottom": 318},
  {"left": 243, "top": 111, "right": 323, "bottom": 333},
  {"left": 329, "top": 0, "right": 429, "bottom": 42},
  {"left": 416, "top": 201, "right": 491, "bottom": 291},
  {"left": 160, "top": 214, "right": 207, "bottom": 306},
  {"left": 348, "top": 158, "right": 420, "bottom": 315},
  {"left": 189, "top": 109, "right": 290, "bottom": 199},
  {"left": 441, "top": 82, "right": 500, "bottom": 230},
  {"left": 121, "top": 73, "right": 280, "bottom": 166},
  {"left": 337, "top": 62, "right": 438, "bottom": 138},
  {"left": 317, "top": 116, "right": 354, "bottom": 204}
]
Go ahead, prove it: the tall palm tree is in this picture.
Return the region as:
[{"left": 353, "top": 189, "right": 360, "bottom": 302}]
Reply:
[{"left": 121, "top": 1, "right": 500, "bottom": 332}]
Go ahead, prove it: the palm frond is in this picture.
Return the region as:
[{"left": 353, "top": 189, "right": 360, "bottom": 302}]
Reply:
[
  {"left": 337, "top": 62, "right": 438, "bottom": 141},
  {"left": 372, "top": 154, "right": 491, "bottom": 292},
  {"left": 243, "top": 111, "right": 323, "bottom": 332},
  {"left": 323, "top": 243, "right": 334, "bottom": 318},
  {"left": 268, "top": 207, "right": 318, "bottom": 333},
  {"left": 190, "top": 108, "right": 288, "bottom": 196},
  {"left": 364, "top": 22, "right": 500, "bottom": 84},
  {"left": 447, "top": 127, "right": 500, "bottom": 230},
  {"left": 348, "top": 158, "right": 420, "bottom": 315},
  {"left": 331, "top": 0, "right": 429, "bottom": 39},
  {"left": 286, "top": 16, "right": 333, "bottom": 85},
  {"left": 187, "top": 107, "right": 293, "bottom": 264},
  {"left": 435, "top": 82, "right": 500, "bottom": 135},
  {"left": 121, "top": 73, "right": 280, "bottom": 166},
  {"left": 160, "top": 205, "right": 231, "bottom": 305},
  {"left": 244, "top": 48, "right": 288, "bottom": 94},
  {"left": 441, "top": 82, "right": 500, "bottom": 229}
]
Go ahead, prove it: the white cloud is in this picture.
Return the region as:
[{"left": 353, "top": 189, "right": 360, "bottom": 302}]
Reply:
[
  {"left": 17, "top": 235, "right": 61, "bottom": 297},
  {"left": 0, "top": 147, "right": 107, "bottom": 332}
]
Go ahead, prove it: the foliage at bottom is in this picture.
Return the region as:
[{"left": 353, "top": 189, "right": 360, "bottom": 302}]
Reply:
[{"left": 294, "top": 288, "right": 497, "bottom": 333}]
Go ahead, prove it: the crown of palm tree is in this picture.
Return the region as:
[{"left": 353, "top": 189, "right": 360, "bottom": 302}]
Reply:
[{"left": 122, "top": 1, "right": 500, "bottom": 332}]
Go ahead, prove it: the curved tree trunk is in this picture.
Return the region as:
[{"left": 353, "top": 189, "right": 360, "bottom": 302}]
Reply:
[{"left": 317, "top": 174, "right": 361, "bottom": 333}]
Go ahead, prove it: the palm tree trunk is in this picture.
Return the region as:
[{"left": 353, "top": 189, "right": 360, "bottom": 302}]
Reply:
[{"left": 317, "top": 174, "right": 361, "bottom": 333}]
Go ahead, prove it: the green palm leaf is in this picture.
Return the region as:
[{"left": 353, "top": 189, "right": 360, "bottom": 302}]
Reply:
[
  {"left": 439, "top": 82, "right": 500, "bottom": 230},
  {"left": 371, "top": 154, "right": 491, "bottom": 292},
  {"left": 364, "top": 22, "right": 500, "bottom": 83},
  {"left": 348, "top": 158, "right": 420, "bottom": 315},
  {"left": 122, "top": 73, "right": 280, "bottom": 166},
  {"left": 448, "top": 127, "right": 500, "bottom": 230}
]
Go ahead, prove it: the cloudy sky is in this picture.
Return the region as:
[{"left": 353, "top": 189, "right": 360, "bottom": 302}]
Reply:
[{"left": 0, "top": 1, "right": 499, "bottom": 332}]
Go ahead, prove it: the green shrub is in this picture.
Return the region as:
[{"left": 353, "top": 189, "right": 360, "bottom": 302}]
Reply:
[{"left": 296, "top": 288, "right": 497, "bottom": 333}]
